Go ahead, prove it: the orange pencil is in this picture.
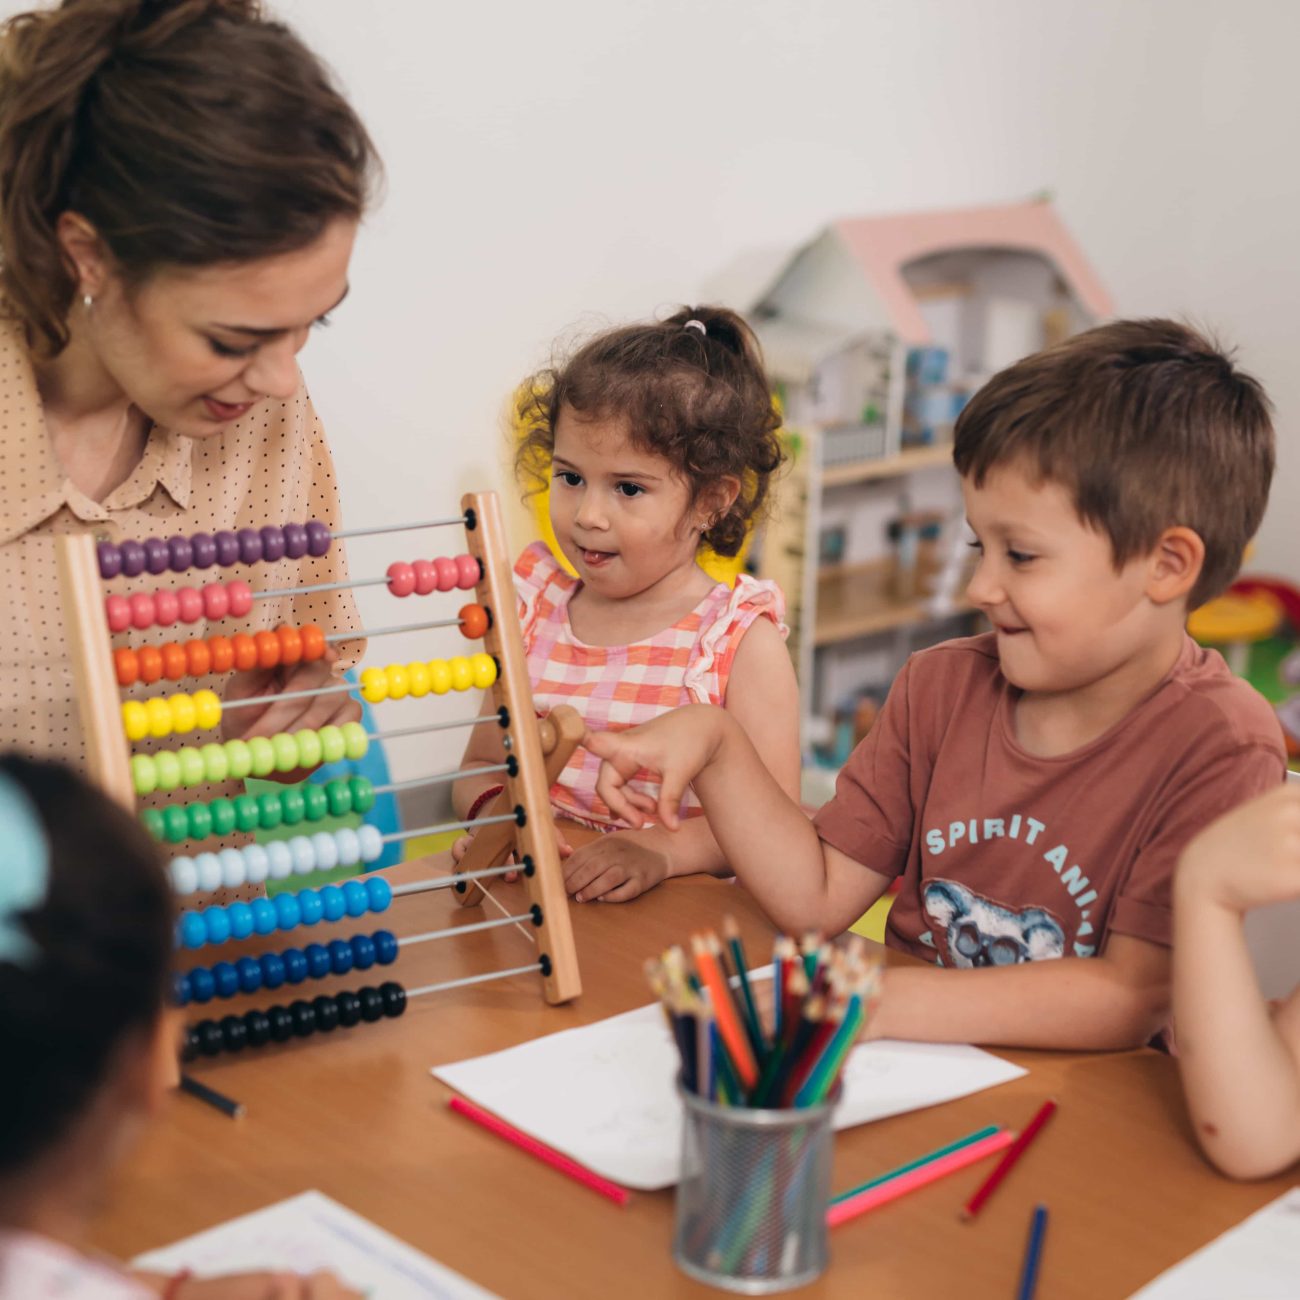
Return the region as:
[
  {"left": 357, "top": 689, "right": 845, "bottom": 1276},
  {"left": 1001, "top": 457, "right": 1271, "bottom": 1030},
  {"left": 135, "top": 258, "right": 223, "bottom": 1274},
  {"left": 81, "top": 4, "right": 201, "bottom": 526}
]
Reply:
[{"left": 692, "top": 933, "right": 758, "bottom": 1090}]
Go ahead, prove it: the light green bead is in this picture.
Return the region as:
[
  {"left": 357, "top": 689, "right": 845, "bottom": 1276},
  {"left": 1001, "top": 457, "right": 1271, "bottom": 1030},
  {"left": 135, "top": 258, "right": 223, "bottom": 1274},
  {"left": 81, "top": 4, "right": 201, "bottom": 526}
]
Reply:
[
  {"left": 178, "top": 747, "right": 206, "bottom": 787},
  {"left": 294, "top": 728, "right": 323, "bottom": 770},
  {"left": 247, "top": 736, "right": 276, "bottom": 777},
  {"left": 200, "top": 742, "right": 229, "bottom": 783},
  {"left": 132, "top": 755, "right": 158, "bottom": 796},
  {"left": 341, "top": 721, "right": 368, "bottom": 760},
  {"left": 318, "top": 725, "right": 346, "bottom": 764},
  {"left": 224, "top": 738, "right": 252, "bottom": 781},
  {"left": 153, "top": 750, "right": 182, "bottom": 791},
  {"left": 272, "top": 732, "right": 300, "bottom": 772}
]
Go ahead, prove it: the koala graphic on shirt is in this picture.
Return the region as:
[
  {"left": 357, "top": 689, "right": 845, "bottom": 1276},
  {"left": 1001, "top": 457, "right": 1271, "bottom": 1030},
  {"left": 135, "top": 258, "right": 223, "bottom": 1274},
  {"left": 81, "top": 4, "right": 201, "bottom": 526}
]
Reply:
[{"left": 922, "top": 879, "right": 1066, "bottom": 968}]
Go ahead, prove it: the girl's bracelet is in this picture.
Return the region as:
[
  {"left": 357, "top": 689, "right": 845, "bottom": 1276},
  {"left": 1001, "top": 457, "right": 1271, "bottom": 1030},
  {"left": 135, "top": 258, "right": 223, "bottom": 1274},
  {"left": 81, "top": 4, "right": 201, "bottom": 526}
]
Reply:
[{"left": 466, "top": 784, "right": 504, "bottom": 823}]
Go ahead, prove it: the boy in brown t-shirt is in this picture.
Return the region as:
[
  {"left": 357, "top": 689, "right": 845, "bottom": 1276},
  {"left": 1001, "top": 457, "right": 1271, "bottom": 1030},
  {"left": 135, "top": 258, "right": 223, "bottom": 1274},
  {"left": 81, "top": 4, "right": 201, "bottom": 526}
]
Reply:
[{"left": 584, "top": 319, "right": 1287, "bottom": 1051}]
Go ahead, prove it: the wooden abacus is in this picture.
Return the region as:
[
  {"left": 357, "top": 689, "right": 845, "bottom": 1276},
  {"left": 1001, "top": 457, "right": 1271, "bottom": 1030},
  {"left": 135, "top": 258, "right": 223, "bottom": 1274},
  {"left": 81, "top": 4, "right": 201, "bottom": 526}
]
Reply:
[{"left": 56, "top": 492, "right": 583, "bottom": 1062}]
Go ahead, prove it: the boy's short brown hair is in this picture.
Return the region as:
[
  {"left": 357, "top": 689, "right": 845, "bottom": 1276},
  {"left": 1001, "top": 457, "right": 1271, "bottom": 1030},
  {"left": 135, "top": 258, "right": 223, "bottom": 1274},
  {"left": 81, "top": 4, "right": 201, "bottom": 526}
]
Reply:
[{"left": 953, "top": 319, "right": 1274, "bottom": 608}]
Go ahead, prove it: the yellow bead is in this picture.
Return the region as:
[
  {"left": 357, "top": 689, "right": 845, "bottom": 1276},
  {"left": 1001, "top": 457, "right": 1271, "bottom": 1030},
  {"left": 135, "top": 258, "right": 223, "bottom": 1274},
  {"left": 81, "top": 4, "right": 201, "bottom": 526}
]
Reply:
[
  {"left": 449, "top": 656, "right": 473, "bottom": 692},
  {"left": 470, "top": 652, "right": 497, "bottom": 689},
  {"left": 122, "top": 700, "right": 149, "bottom": 742},
  {"left": 360, "top": 666, "right": 387, "bottom": 704},
  {"left": 428, "top": 659, "right": 451, "bottom": 695},
  {"left": 168, "top": 693, "right": 197, "bottom": 735},
  {"left": 406, "top": 661, "right": 431, "bottom": 698},
  {"left": 146, "top": 695, "right": 174, "bottom": 739},
  {"left": 193, "top": 689, "right": 222, "bottom": 731},
  {"left": 385, "top": 663, "right": 409, "bottom": 700}
]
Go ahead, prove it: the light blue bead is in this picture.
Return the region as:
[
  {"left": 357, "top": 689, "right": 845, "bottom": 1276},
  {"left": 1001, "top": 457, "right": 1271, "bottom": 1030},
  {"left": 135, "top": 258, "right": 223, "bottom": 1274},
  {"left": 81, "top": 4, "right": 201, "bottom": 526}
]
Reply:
[
  {"left": 365, "top": 876, "right": 392, "bottom": 912},
  {"left": 274, "top": 892, "right": 302, "bottom": 930},
  {"left": 219, "top": 847, "right": 245, "bottom": 889},
  {"left": 357, "top": 824, "right": 383, "bottom": 863},
  {"left": 195, "top": 852, "right": 223, "bottom": 893},
  {"left": 310, "top": 831, "right": 338, "bottom": 872},
  {"left": 334, "top": 828, "right": 361, "bottom": 866},
  {"left": 297, "top": 888, "right": 323, "bottom": 926},
  {"left": 290, "top": 836, "right": 316, "bottom": 875},
  {"left": 226, "top": 900, "right": 253, "bottom": 940},
  {"left": 342, "top": 879, "right": 368, "bottom": 917},
  {"left": 266, "top": 840, "right": 294, "bottom": 880},
  {"left": 203, "top": 907, "right": 230, "bottom": 946},
  {"left": 250, "top": 896, "right": 277, "bottom": 935},
  {"left": 242, "top": 843, "right": 269, "bottom": 885},
  {"left": 319, "top": 884, "right": 345, "bottom": 922}
]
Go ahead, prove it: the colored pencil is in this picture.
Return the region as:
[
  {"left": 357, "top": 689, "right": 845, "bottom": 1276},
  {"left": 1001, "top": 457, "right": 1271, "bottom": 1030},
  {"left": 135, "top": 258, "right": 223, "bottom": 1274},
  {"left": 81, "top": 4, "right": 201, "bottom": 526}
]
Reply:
[
  {"left": 448, "top": 1095, "right": 630, "bottom": 1206},
  {"left": 179, "top": 1072, "right": 244, "bottom": 1119},
  {"left": 692, "top": 934, "right": 759, "bottom": 1090},
  {"left": 829, "top": 1125, "right": 1001, "bottom": 1205},
  {"left": 961, "top": 1099, "right": 1058, "bottom": 1220},
  {"left": 723, "top": 915, "right": 765, "bottom": 1058},
  {"left": 1017, "top": 1205, "right": 1049, "bottom": 1300},
  {"left": 826, "top": 1130, "right": 1016, "bottom": 1227}
]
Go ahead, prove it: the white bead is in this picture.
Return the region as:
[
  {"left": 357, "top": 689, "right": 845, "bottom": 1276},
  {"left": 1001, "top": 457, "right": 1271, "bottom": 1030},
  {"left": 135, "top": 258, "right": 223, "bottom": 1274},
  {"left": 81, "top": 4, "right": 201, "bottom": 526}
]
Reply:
[
  {"left": 290, "top": 836, "right": 316, "bottom": 875},
  {"left": 358, "top": 824, "right": 383, "bottom": 863},
  {"left": 334, "top": 827, "right": 361, "bottom": 865},
  {"left": 266, "top": 840, "right": 294, "bottom": 879},
  {"left": 170, "top": 855, "right": 199, "bottom": 895},
  {"left": 311, "top": 831, "right": 339, "bottom": 872},
  {"left": 195, "top": 852, "right": 223, "bottom": 893},
  {"left": 242, "top": 843, "right": 269, "bottom": 885},
  {"left": 219, "top": 848, "right": 245, "bottom": 889}
]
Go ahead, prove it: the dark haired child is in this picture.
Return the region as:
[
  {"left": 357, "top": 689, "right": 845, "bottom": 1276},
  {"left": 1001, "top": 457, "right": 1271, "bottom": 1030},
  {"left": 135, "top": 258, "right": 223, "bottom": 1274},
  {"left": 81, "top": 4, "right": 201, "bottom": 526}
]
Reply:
[
  {"left": 0, "top": 753, "right": 358, "bottom": 1298},
  {"left": 584, "top": 319, "right": 1286, "bottom": 1048},
  {"left": 454, "top": 306, "right": 799, "bottom": 903}
]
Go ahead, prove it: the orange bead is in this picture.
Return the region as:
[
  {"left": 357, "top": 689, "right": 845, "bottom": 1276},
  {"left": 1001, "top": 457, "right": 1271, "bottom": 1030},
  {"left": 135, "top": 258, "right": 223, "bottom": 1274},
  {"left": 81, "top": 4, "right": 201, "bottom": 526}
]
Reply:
[
  {"left": 231, "top": 633, "right": 258, "bottom": 672},
  {"left": 300, "top": 624, "right": 326, "bottom": 662},
  {"left": 113, "top": 647, "right": 139, "bottom": 687},
  {"left": 137, "top": 645, "right": 163, "bottom": 684},
  {"left": 186, "top": 638, "right": 212, "bottom": 677},
  {"left": 207, "top": 636, "right": 234, "bottom": 674},
  {"left": 277, "top": 624, "right": 303, "bottom": 665},
  {"left": 161, "top": 642, "right": 188, "bottom": 680},
  {"left": 458, "top": 603, "right": 489, "bottom": 640},
  {"left": 254, "top": 629, "right": 280, "bottom": 670}
]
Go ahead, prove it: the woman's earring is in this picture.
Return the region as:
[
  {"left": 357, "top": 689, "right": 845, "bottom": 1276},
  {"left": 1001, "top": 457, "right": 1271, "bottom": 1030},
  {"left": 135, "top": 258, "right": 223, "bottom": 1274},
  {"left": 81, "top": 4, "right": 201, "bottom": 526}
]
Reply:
[{"left": 82, "top": 293, "right": 93, "bottom": 312}]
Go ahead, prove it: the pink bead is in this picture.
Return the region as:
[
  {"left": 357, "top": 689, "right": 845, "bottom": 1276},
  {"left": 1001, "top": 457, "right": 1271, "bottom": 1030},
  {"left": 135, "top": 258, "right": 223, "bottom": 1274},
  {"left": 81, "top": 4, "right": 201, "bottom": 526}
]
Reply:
[
  {"left": 177, "top": 587, "right": 204, "bottom": 623},
  {"left": 226, "top": 581, "right": 253, "bottom": 618},
  {"left": 129, "top": 591, "right": 156, "bottom": 630},
  {"left": 153, "top": 589, "right": 180, "bottom": 627},
  {"left": 456, "top": 554, "right": 480, "bottom": 590},
  {"left": 412, "top": 559, "right": 437, "bottom": 596},
  {"left": 386, "top": 561, "right": 416, "bottom": 598},
  {"left": 434, "top": 556, "right": 458, "bottom": 592},
  {"left": 202, "top": 583, "right": 230, "bottom": 621},
  {"left": 105, "top": 594, "right": 131, "bottom": 633}
]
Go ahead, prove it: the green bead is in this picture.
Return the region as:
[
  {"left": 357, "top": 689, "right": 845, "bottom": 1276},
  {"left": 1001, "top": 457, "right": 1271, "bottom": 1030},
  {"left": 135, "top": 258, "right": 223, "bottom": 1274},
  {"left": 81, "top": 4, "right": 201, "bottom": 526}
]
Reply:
[
  {"left": 153, "top": 751, "right": 182, "bottom": 791},
  {"left": 318, "top": 725, "right": 345, "bottom": 764},
  {"left": 325, "top": 779, "right": 351, "bottom": 817},
  {"left": 131, "top": 755, "right": 158, "bottom": 796},
  {"left": 247, "top": 736, "right": 276, "bottom": 777},
  {"left": 199, "top": 742, "right": 229, "bottom": 783},
  {"left": 209, "top": 798, "right": 237, "bottom": 837},
  {"left": 341, "top": 721, "right": 367, "bottom": 761},
  {"left": 233, "top": 794, "right": 261, "bottom": 833},
  {"left": 350, "top": 776, "right": 376, "bottom": 815},
  {"left": 178, "top": 748, "right": 206, "bottom": 787},
  {"left": 295, "top": 728, "right": 323, "bottom": 770},
  {"left": 302, "top": 783, "right": 329, "bottom": 821},
  {"left": 224, "top": 738, "right": 252, "bottom": 781},
  {"left": 272, "top": 732, "right": 300, "bottom": 772},
  {"left": 280, "top": 787, "right": 306, "bottom": 825},
  {"left": 163, "top": 805, "right": 191, "bottom": 844},
  {"left": 141, "top": 808, "right": 166, "bottom": 840},
  {"left": 257, "top": 791, "right": 283, "bottom": 830},
  {"left": 187, "top": 803, "right": 213, "bottom": 841}
]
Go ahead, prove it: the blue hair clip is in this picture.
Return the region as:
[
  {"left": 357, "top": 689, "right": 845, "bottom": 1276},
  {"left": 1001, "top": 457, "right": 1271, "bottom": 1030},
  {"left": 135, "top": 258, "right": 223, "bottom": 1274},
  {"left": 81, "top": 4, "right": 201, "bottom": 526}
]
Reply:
[{"left": 0, "top": 772, "right": 50, "bottom": 968}]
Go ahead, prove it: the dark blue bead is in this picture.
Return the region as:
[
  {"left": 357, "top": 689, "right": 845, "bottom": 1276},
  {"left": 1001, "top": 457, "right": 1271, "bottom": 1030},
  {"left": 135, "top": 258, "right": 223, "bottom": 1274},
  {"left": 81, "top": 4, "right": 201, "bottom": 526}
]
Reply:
[
  {"left": 304, "top": 942, "right": 330, "bottom": 979},
  {"left": 282, "top": 947, "right": 308, "bottom": 984},
  {"left": 189, "top": 967, "right": 216, "bottom": 1004},
  {"left": 212, "top": 961, "right": 239, "bottom": 999},
  {"left": 373, "top": 929, "right": 399, "bottom": 966},
  {"left": 173, "top": 972, "right": 191, "bottom": 1007},
  {"left": 260, "top": 951, "right": 286, "bottom": 989},
  {"left": 350, "top": 933, "right": 376, "bottom": 970},
  {"left": 236, "top": 956, "right": 262, "bottom": 993},
  {"left": 328, "top": 938, "right": 353, "bottom": 975}
]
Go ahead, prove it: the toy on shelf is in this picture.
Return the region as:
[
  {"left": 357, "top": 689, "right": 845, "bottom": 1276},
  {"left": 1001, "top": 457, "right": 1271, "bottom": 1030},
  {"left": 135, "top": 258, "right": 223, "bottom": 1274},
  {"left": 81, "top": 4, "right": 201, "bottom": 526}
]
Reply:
[{"left": 56, "top": 492, "right": 583, "bottom": 1063}]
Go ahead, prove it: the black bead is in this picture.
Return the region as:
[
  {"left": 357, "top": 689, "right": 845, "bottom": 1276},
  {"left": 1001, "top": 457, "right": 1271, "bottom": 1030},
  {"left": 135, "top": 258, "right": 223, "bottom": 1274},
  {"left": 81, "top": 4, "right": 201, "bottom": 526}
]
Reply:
[
  {"left": 380, "top": 981, "right": 407, "bottom": 1018},
  {"left": 243, "top": 1009, "right": 271, "bottom": 1048},
  {"left": 197, "top": 1020, "right": 225, "bottom": 1057},
  {"left": 220, "top": 1014, "right": 247, "bottom": 1052},
  {"left": 358, "top": 985, "right": 384, "bottom": 1023},
  {"left": 290, "top": 999, "right": 316, "bottom": 1037},
  {"left": 267, "top": 1004, "right": 294, "bottom": 1042},
  {"left": 336, "top": 990, "right": 361, "bottom": 1027},
  {"left": 181, "top": 1026, "right": 203, "bottom": 1062},
  {"left": 312, "top": 994, "right": 340, "bottom": 1033}
]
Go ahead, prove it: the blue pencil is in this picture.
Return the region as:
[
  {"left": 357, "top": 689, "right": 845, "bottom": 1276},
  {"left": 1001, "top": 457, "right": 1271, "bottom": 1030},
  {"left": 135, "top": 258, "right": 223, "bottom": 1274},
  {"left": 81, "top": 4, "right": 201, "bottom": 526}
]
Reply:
[{"left": 1016, "top": 1205, "right": 1048, "bottom": 1300}]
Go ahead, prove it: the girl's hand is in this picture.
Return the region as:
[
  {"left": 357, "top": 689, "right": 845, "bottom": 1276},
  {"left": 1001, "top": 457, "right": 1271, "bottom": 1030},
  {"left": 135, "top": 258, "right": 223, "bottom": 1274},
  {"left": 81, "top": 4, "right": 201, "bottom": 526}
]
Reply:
[
  {"left": 1178, "top": 784, "right": 1300, "bottom": 914},
  {"left": 449, "top": 825, "right": 573, "bottom": 881},
  {"left": 583, "top": 705, "right": 726, "bottom": 830},
  {"left": 145, "top": 1269, "right": 364, "bottom": 1299},
  {"left": 563, "top": 831, "right": 669, "bottom": 903}
]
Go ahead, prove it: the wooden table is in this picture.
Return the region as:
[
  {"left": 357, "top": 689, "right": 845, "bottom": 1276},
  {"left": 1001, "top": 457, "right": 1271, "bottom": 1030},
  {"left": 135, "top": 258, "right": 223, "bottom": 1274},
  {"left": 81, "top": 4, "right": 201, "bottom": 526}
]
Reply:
[{"left": 91, "top": 856, "right": 1297, "bottom": 1299}]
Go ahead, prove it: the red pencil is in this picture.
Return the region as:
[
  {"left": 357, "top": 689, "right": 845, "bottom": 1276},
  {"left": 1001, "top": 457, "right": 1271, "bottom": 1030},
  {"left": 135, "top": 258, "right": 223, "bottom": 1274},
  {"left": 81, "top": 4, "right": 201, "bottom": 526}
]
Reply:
[
  {"left": 961, "top": 1099, "right": 1057, "bottom": 1221},
  {"left": 448, "top": 1095, "right": 631, "bottom": 1206}
]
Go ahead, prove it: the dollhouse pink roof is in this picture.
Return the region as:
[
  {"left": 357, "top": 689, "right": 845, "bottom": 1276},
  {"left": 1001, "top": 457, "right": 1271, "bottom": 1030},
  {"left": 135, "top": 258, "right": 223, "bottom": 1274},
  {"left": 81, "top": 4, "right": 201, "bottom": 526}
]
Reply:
[{"left": 830, "top": 201, "right": 1113, "bottom": 345}]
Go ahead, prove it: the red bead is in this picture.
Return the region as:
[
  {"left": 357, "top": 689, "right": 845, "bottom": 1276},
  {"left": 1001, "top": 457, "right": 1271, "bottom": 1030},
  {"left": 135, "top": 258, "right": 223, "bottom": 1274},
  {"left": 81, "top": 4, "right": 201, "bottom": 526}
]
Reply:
[
  {"left": 186, "top": 639, "right": 212, "bottom": 676},
  {"left": 300, "top": 624, "right": 325, "bottom": 661},
  {"left": 176, "top": 587, "right": 204, "bottom": 623},
  {"left": 153, "top": 589, "right": 180, "bottom": 627},
  {"left": 137, "top": 645, "right": 164, "bottom": 684},
  {"left": 455, "top": 554, "right": 480, "bottom": 590},
  {"left": 254, "top": 629, "right": 280, "bottom": 669},
  {"left": 202, "top": 583, "right": 230, "bottom": 621},
  {"left": 434, "top": 556, "right": 458, "bottom": 591},
  {"left": 386, "top": 561, "right": 416, "bottom": 597},
  {"left": 277, "top": 625, "right": 303, "bottom": 664},
  {"left": 208, "top": 636, "right": 234, "bottom": 674},
  {"left": 105, "top": 594, "right": 131, "bottom": 633},
  {"left": 458, "top": 603, "right": 489, "bottom": 639},
  {"left": 226, "top": 581, "right": 253, "bottom": 618},
  {"left": 161, "top": 642, "right": 188, "bottom": 679},
  {"left": 412, "top": 559, "right": 437, "bottom": 595},
  {"left": 231, "top": 633, "right": 258, "bottom": 672},
  {"left": 130, "top": 592, "right": 156, "bottom": 630},
  {"left": 114, "top": 647, "right": 139, "bottom": 687}
]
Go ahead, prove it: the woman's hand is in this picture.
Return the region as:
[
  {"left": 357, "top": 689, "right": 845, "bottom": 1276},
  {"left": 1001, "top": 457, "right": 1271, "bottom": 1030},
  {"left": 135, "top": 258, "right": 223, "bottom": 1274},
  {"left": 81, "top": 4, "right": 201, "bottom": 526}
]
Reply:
[{"left": 563, "top": 830, "right": 669, "bottom": 903}]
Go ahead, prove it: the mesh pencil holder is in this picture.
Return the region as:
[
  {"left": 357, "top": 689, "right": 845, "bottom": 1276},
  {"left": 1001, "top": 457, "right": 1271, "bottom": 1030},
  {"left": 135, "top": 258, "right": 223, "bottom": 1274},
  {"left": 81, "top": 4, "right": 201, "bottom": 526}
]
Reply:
[{"left": 673, "top": 1080, "right": 839, "bottom": 1294}]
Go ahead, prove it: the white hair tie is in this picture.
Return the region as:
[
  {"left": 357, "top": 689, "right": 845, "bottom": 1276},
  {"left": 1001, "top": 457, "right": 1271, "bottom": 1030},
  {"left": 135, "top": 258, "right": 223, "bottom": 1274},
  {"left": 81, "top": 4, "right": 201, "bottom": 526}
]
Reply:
[{"left": 684, "top": 319, "right": 706, "bottom": 336}]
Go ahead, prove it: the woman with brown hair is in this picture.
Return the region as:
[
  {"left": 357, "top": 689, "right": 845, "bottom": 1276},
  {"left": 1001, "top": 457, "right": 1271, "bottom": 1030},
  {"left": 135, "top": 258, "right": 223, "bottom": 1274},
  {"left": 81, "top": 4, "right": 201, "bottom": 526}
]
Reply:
[{"left": 0, "top": 0, "right": 377, "bottom": 777}]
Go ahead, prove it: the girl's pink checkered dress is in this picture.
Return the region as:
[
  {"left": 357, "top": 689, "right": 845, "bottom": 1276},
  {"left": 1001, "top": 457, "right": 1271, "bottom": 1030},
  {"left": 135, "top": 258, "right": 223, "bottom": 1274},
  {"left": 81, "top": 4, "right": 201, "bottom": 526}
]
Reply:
[{"left": 515, "top": 541, "right": 788, "bottom": 831}]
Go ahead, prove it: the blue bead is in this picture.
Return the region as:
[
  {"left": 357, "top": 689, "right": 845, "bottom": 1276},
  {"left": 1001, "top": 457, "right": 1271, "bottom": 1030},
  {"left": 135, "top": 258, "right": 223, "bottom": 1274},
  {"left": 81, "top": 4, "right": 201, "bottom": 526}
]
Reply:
[
  {"left": 226, "top": 900, "right": 254, "bottom": 940},
  {"left": 180, "top": 912, "right": 207, "bottom": 950},
  {"left": 350, "top": 933, "right": 376, "bottom": 970},
  {"left": 328, "top": 938, "right": 353, "bottom": 975},
  {"left": 275, "top": 892, "right": 302, "bottom": 931},
  {"left": 203, "top": 907, "right": 231, "bottom": 946},
  {"left": 365, "top": 877, "right": 392, "bottom": 912},
  {"left": 259, "top": 951, "right": 286, "bottom": 990},
  {"left": 304, "top": 943, "right": 330, "bottom": 979},
  {"left": 173, "top": 972, "right": 191, "bottom": 1007},
  {"left": 373, "top": 929, "right": 399, "bottom": 966},
  {"left": 298, "top": 888, "right": 323, "bottom": 926},
  {"left": 189, "top": 967, "right": 216, "bottom": 1004},
  {"left": 342, "top": 879, "right": 368, "bottom": 917},
  {"left": 250, "top": 897, "right": 278, "bottom": 935},
  {"left": 282, "top": 947, "right": 308, "bottom": 984},
  {"left": 212, "top": 961, "right": 239, "bottom": 999},
  {"left": 236, "top": 956, "right": 262, "bottom": 993},
  {"left": 320, "top": 884, "right": 345, "bottom": 922}
]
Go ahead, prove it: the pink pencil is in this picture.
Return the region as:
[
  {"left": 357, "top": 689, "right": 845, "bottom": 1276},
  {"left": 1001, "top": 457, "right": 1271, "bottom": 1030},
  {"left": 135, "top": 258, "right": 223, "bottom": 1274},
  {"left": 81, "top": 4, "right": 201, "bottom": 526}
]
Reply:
[
  {"left": 448, "top": 1095, "right": 631, "bottom": 1206},
  {"left": 826, "top": 1130, "right": 1015, "bottom": 1228}
]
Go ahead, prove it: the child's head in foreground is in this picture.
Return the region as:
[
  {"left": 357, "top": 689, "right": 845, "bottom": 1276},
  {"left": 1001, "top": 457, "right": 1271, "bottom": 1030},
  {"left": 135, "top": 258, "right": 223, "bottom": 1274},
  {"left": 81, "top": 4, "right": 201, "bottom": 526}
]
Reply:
[
  {"left": 515, "top": 306, "right": 783, "bottom": 593},
  {"left": 0, "top": 753, "right": 174, "bottom": 1207},
  {"left": 953, "top": 318, "right": 1274, "bottom": 694}
]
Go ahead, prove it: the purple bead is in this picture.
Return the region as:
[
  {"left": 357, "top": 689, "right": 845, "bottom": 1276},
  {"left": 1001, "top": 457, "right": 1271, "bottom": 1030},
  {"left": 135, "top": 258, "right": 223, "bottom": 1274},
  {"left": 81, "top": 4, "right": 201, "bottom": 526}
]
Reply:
[
  {"left": 282, "top": 522, "right": 308, "bottom": 559},
  {"left": 190, "top": 532, "right": 217, "bottom": 568},
  {"left": 237, "top": 527, "right": 263, "bottom": 565},
  {"left": 305, "top": 520, "right": 331, "bottom": 557},
  {"left": 144, "top": 537, "right": 170, "bottom": 574},
  {"left": 119, "top": 539, "right": 146, "bottom": 577},
  {"left": 167, "top": 534, "right": 193, "bottom": 572},
  {"left": 259, "top": 524, "right": 286, "bottom": 563},
  {"left": 214, "top": 531, "right": 240, "bottom": 567},
  {"left": 96, "top": 541, "right": 122, "bottom": 580}
]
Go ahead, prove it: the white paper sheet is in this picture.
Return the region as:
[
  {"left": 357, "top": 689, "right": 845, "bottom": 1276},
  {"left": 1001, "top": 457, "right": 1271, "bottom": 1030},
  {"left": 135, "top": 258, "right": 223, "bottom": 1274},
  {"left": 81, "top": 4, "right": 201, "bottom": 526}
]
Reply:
[
  {"left": 432, "top": 994, "right": 1026, "bottom": 1190},
  {"left": 134, "top": 1190, "right": 499, "bottom": 1300},
  {"left": 1127, "top": 1187, "right": 1300, "bottom": 1299}
]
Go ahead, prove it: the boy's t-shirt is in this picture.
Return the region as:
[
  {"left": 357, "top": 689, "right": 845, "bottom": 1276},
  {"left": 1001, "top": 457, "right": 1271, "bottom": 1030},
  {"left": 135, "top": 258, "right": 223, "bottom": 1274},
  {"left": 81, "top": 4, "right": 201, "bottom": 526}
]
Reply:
[{"left": 813, "top": 633, "right": 1285, "bottom": 965}]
